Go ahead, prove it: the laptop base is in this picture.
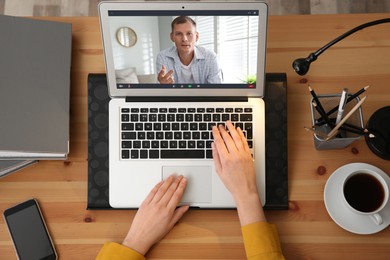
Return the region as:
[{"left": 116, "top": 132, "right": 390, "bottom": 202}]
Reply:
[{"left": 87, "top": 73, "right": 288, "bottom": 210}]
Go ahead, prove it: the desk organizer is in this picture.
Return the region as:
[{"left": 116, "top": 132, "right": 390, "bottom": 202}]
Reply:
[
  {"left": 310, "top": 94, "right": 364, "bottom": 150},
  {"left": 87, "top": 73, "right": 288, "bottom": 210}
]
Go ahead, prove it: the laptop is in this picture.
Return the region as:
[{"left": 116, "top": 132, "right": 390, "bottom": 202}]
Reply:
[{"left": 98, "top": 1, "right": 268, "bottom": 208}]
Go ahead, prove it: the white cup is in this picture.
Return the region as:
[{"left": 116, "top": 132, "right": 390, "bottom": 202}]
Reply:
[{"left": 342, "top": 169, "right": 389, "bottom": 225}]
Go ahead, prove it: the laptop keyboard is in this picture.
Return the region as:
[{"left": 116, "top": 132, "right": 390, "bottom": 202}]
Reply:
[{"left": 120, "top": 106, "right": 253, "bottom": 159}]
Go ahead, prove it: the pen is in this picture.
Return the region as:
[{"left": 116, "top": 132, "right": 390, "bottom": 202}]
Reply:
[
  {"left": 312, "top": 102, "right": 334, "bottom": 127},
  {"left": 326, "top": 96, "right": 367, "bottom": 140},
  {"left": 335, "top": 88, "right": 348, "bottom": 124},
  {"left": 316, "top": 85, "right": 369, "bottom": 124},
  {"left": 340, "top": 125, "right": 375, "bottom": 138},
  {"left": 308, "top": 86, "right": 327, "bottom": 117}
]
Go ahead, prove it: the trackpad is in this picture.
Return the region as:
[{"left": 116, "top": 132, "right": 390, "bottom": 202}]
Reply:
[{"left": 162, "top": 166, "right": 212, "bottom": 203}]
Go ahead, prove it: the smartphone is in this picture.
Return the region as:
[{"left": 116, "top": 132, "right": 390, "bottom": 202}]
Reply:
[{"left": 3, "top": 199, "right": 57, "bottom": 260}]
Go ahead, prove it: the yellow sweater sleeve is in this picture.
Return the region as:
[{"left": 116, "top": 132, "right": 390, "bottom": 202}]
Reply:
[
  {"left": 241, "top": 222, "right": 285, "bottom": 260},
  {"left": 96, "top": 242, "right": 145, "bottom": 260}
]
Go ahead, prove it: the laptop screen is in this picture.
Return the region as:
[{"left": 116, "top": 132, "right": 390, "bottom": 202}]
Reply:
[{"left": 99, "top": 2, "right": 267, "bottom": 97}]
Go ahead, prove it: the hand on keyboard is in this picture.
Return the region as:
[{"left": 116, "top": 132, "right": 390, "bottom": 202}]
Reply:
[{"left": 212, "top": 121, "right": 266, "bottom": 225}]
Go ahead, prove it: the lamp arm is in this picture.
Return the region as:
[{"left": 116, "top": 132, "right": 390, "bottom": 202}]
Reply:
[{"left": 313, "top": 18, "right": 390, "bottom": 58}]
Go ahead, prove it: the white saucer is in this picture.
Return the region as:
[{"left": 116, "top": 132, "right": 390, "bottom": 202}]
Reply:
[{"left": 324, "top": 163, "right": 390, "bottom": 234}]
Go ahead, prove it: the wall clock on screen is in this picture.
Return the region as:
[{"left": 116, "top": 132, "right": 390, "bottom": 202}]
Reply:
[{"left": 116, "top": 27, "right": 137, "bottom": 47}]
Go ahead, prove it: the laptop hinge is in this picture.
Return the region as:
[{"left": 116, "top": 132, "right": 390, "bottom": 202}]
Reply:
[{"left": 125, "top": 96, "right": 248, "bottom": 102}]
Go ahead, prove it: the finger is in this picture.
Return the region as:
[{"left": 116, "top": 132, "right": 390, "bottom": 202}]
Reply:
[
  {"left": 158, "top": 65, "right": 166, "bottom": 76},
  {"left": 212, "top": 126, "right": 229, "bottom": 158},
  {"left": 141, "top": 180, "right": 164, "bottom": 206},
  {"left": 153, "top": 175, "right": 175, "bottom": 202},
  {"left": 165, "top": 69, "right": 174, "bottom": 77},
  {"left": 167, "top": 177, "right": 187, "bottom": 209},
  {"left": 218, "top": 124, "right": 238, "bottom": 154},
  {"left": 211, "top": 142, "right": 222, "bottom": 174},
  {"left": 160, "top": 175, "right": 184, "bottom": 206},
  {"left": 164, "top": 70, "right": 174, "bottom": 83},
  {"left": 170, "top": 205, "right": 189, "bottom": 227},
  {"left": 237, "top": 126, "right": 250, "bottom": 152},
  {"left": 226, "top": 121, "right": 245, "bottom": 151}
]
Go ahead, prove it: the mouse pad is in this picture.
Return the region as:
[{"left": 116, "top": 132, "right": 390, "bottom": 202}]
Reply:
[{"left": 87, "top": 73, "right": 288, "bottom": 210}]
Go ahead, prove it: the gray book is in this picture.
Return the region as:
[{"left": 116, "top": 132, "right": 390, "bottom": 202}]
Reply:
[
  {"left": 0, "top": 160, "right": 37, "bottom": 178},
  {"left": 0, "top": 15, "right": 71, "bottom": 159}
]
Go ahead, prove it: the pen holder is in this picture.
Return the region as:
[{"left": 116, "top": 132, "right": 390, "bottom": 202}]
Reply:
[{"left": 310, "top": 94, "right": 364, "bottom": 150}]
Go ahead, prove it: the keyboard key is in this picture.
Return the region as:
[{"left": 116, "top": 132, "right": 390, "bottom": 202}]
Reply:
[
  {"left": 147, "top": 132, "right": 154, "bottom": 139},
  {"left": 131, "top": 150, "right": 139, "bottom": 159},
  {"left": 169, "top": 140, "right": 177, "bottom": 148},
  {"left": 122, "top": 150, "right": 130, "bottom": 159},
  {"left": 142, "top": 141, "right": 150, "bottom": 149},
  {"left": 231, "top": 114, "right": 239, "bottom": 121},
  {"left": 156, "top": 132, "right": 164, "bottom": 139},
  {"left": 149, "top": 150, "right": 159, "bottom": 158},
  {"left": 181, "top": 123, "right": 189, "bottom": 130},
  {"left": 172, "top": 123, "right": 180, "bottom": 130},
  {"left": 122, "top": 141, "right": 131, "bottom": 148},
  {"left": 186, "top": 114, "right": 193, "bottom": 122},
  {"left": 122, "top": 132, "right": 136, "bottom": 139},
  {"left": 145, "top": 123, "right": 153, "bottom": 131},
  {"left": 161, "top": 150, "right": 204, "bottom": 158},
  {"left": 240, "top": 114, "right": 253, "bottom": 121},
  {"left": 154, "top": 123, "right": 162, "bottom": 130},
  {"left": 179, "top": 141, "right": 187, "bottom": 148},
  {"left": 122, "top": 114, "right": 130, "bottom": 122},
  {"left": 140, "top": 150, "right": 148, "bottom": 159},
  {"left": 130, "top": 114, "right": 138, "bottom": 122},
  {"left": 122, "top": 123, "right": 134, "bottom": 131},
  {"left": 133, "top": 141, "right": 141, "bottom": 148},
  {"left": 152, "top": 141, "right": 159, "bottom": 148},
  {"left": 140, "top": 114, "right": 148, "bottom": 121},
  {"left": 197, "top": 141, "right": 205, "bottom": 148},
  {"left": 160, "top": 141, "right": 168, "bottom": 148}
]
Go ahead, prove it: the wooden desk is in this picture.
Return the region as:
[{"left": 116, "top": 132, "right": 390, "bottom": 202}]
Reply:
[{"left": 1, "top": 14, "right": 390, "bottom": 259}]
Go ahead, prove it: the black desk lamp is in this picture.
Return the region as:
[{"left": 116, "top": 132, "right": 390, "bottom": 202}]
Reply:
[{"left": 292, "top": 18, "right": 390, "bottom": 160}]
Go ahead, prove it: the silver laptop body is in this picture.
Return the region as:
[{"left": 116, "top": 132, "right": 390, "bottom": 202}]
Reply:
[{"left": 99, "top": 1, "right": 268, "bottom": 208}]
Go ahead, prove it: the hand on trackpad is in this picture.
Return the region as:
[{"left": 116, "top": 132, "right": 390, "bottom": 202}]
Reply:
[{"left": 162, "top": 166, "right": 212, "bottom": 204}]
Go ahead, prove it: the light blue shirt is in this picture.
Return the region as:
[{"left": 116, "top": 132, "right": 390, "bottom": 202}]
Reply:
[{"left": 156, "top": 45, "right": 222, "bottom": 84}]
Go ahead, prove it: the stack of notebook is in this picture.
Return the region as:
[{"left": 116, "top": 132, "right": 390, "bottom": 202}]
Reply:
[{"left": 0, "top": 15, "right": 72, "bottom": 177}]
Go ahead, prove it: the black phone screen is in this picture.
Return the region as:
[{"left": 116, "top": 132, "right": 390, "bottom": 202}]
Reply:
[{"left": 3, "top": 199, "right": 57, "bottom": 260}]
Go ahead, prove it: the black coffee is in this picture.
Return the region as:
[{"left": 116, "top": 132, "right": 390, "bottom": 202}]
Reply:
[{"left": 343, "top": 173, "right": 385, "bottom": 213}]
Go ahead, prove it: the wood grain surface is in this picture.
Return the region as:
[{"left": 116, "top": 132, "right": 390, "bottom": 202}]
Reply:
[{"left": 1, "top": 14, "right": 390, "bottom": 259}]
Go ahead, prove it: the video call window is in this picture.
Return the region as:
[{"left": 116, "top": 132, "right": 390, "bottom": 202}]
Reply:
[{"left": 108, "top": 10, "right": 259, "bottom": 88}]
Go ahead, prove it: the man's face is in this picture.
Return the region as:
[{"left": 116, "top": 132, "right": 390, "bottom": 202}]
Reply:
[{"left": 170, "top": 21, "right": 199, "bottom": 55}]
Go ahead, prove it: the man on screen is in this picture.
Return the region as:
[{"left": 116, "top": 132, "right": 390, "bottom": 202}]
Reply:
[{"left": 157, "top": 16, "right": 223, "bottom": 84}]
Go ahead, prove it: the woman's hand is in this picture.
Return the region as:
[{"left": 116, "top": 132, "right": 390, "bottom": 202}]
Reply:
[
  {"left": 122, "top": 175, "right": 189, "bottom": 255},
  {"left": 212, "top": 121, "right": 266, "bottom": 225}
]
